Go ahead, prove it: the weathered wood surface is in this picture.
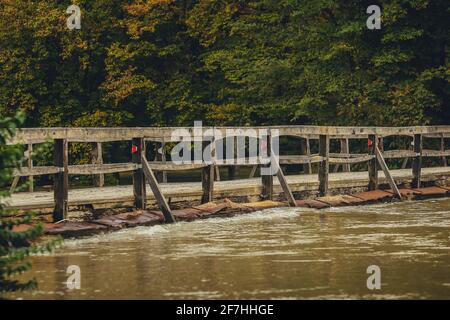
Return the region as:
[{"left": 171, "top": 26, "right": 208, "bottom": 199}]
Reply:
[
  {"left": 8, "top": 126, "right": 450, "bottom": 144},
  {"left": 3, "top": 167, "right": 450, "bottom": 211},
  {"left": 412, "top": 134, "right": 423, "bottom": 188},
  {"left": 318, "top": 134, "right": 329, "bottom": 196},
  {"left": 53, "top": 139, "right": 68, "bottom": 221},
  {"left": 141, "top": 155, "right": 175, "bottom": 223},
  {"left": 375, "top": 146, "right": 401, "bottom": 199}
]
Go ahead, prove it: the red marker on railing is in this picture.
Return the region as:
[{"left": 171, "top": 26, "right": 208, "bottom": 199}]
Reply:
[
  {"left": 131, "top": 145, "right": 138, "bottom": 154},
  {"left": 368, "top": 139, "right": 373, "bottom": 147}
]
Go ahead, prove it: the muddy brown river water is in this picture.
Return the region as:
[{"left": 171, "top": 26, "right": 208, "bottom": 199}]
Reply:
[{"left": 8, "top": 198, "right": 450, "bottom": 299}]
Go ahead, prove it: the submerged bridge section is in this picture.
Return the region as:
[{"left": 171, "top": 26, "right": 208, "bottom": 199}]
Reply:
[{"left": 5, "top": 125, "right": 450, "bottom": 222}]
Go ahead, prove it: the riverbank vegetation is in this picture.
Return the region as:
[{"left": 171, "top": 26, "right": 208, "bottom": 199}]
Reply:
[
  {"left": 0, "top": 1, "right": 448, "bottom": 187},
  {"left": 0, "top": 0, "right": 448, "bottom": 128}
]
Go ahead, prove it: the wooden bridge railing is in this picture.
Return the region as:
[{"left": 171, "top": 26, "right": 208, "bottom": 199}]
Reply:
[{"left": 6, "top": 126, "right": 450, "bottom": 222}]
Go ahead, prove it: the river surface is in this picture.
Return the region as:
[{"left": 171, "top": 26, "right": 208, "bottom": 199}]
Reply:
[{"left": 8, "top": 198, "right": 450, "bottom": 300}]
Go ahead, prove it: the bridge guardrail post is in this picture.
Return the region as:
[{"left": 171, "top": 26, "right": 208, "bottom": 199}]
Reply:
[
  {"left": 53, "top": 139, "right": 68, "bottom": 222},
  {"left": 132, "top": 137, "right": 146, "bottom": 209},
  {"left": 368, "top": 134, "right": 379, "bottom": 191},
  {"left": 318, "top": 134, "right": 329, "bottom": 196},
  {"left": 261, "top": 131, "right": 273, "bottom": 200},
  {"left": 412, "top": 134, "right": 422, "bottom": 188}
]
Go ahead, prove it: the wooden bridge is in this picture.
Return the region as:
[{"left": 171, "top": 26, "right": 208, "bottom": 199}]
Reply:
[{"left": 4, "top": 126, "right": 450, "bottom": 223}]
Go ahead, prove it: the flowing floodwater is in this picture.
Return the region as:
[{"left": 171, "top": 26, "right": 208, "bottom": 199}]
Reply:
[{"left": 8, "top": 198, "right": 450, "bottom": 300}]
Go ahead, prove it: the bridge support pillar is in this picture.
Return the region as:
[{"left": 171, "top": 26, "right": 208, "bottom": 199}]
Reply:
[
  {"left": 132, "top": 137, "right": 146, "bottom": 209},
  {"left": 368, "top": 134, "right": 379, "bottom": 190},
  {"left": 412, "top": 134, "right": 422, "bottom": 188},
  {"left": 261, "top": 132, "right": 273, "bottom": 200},
  {"left": 318, "top": 135, "right": 329, "bottom": 196},
  {"left": 53, "top": 139, "right": 68, "bottom": 222}
]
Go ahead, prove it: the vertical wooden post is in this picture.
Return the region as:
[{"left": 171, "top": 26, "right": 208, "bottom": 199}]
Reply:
[
  {"left": 215, "top": 166, "right": 221, "bottom": 181},
  {"left": 249, "top": 165, "right": 257, "bottom": 178},
  {"left": 261, "top": 132, "right": 273, "bottom": 200},
  {"left": 412, "top": 134, "right": 422, "bottom": 188},
  {"left": 341, "top": 138, "right": 350, "bottom": 172},
  {"left": 368, "top": 134, "right": 378, "bottom": 191},
  {"left": 27, "top": 144, "right": 34, "bottom": 192},
  {"left": 318, "top": 135, "right": 329, "bottom": 196},
  {"left": 53, "top": 139, "right": 68, "bottom": 222},
  {"left": 132, "top": 138, "right": 146, "bottom": 209},
  {"left": 91, "top": 142, "right": 104, "bottom": 187},
  {"left": 201, "top": 139, "right": 214, "bottom": 204},
  {"left": 161, "top": 140, "right": 168, "bottom": 183},
  {"left": 441, "top": 134, "right": 447, "bottom": 167},
  {"left": 301, "top": 137, "right": 312, "bottom": 174}
]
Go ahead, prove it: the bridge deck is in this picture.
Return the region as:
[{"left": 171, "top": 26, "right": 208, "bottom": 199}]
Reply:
[{"left": 4, "top": 167, "right": 450, "bottom": 211}]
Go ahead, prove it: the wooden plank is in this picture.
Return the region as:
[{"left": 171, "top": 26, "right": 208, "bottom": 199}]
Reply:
[
  {"left": 305, "top": 138, "right": 312, "bottom": 173},
  {"left": 91, "top": 142, "right": 104, "bottom": 187},
  {"left": 9, "top": 176, "right": 19, "bottom": 194},
  {"left": 215, "top": 166, "right": 221, "bottom": 181},
  {"left": 278, "top": 155, "right": 323, "bottom": 164},
  {"left": 13, "top": 166, "right": 62, "bottom": 176},
  {"left": 300, "top": 138, "right": 312, "bottom": 174},
  {"left": 53, "top": 139, "right": 68, "bottom": 222},
  {"left": 375, "top": 146, "right": 402, "bottom": 199},
  {"left": 318, "top": 135, "right": 329, "bottom": 196},
  {"left": 27, "top": 144, "right": 34, "bottom": 192},
  {"left": 341, "top": 138, "right": 350, "bottom": 172},
  {"left": 132, "top": 138, "right": 146, "bottom": 210},
  {"left": 141, "top": 156, "right": 175, "bottom": 223},
  {"left": 329, "top": 155, "right": 374, "bottom": 164},
  {"left": 382, "top": 150, "right": 418, "bottom": 159},
  {"left": 422, "top": 149, "right": 450, "bottom": 157},
  {"left": 441, "top": 135, "right": 447, "bottom": 167},
  {"left": 368, "top": 134, "right": 378, "bottom": 191},
  {"left": 249, "top": 165, "right": 257, "bottom": 178},
  {"left": 7, "top": 126, "right": 450, "bottom": 145},
  {"left": 69, "top": 163, "right": 139, "bottom": 175},
  {"left": 412, "top": 134, "right": 422, "bottom": 188},
  {"left": 261, "top": 133, "right": 273, "bottom": 200}
]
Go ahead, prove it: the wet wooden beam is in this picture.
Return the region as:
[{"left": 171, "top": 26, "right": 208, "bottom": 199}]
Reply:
[
  {"left": 368, "top": 134, "right": 378, "bottom": 191},
  {"left": 53, "top": 139, "right": 68, "bottom": 222},
  {"left": 318, "top": 135, "right": 329, "bottom": 196},
  {"left": 132, "top": 138, "right": 146, "bottom": 210},
  {"left": 261, "top": 133, "right": 273, "bottom": 200},
  {"left": 412, "top": 134, "right": 422, "bottom": 188},
  {"left": 201, "top": 141, "right": 214, "bottom": 204}
]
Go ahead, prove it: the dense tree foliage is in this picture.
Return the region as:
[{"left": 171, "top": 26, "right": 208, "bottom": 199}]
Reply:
[{"left": 0, "top": 0, "right": 448, "bottom": 127}]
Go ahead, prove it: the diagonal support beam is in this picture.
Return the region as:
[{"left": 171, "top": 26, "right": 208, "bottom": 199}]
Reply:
[
  {"left": 375, "top": 146, "right": 402, "bottom": 199},
  {"left": 271, "top": 149, "right": 297, "bottom": 207},
  {"left": 142, "top": 155, "right": 176, "bottom": 223}
]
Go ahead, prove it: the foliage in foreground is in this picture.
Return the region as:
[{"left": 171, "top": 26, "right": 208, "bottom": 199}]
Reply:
[{"left": 0, "top": 113, "right": 59, "bottom": 295}]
